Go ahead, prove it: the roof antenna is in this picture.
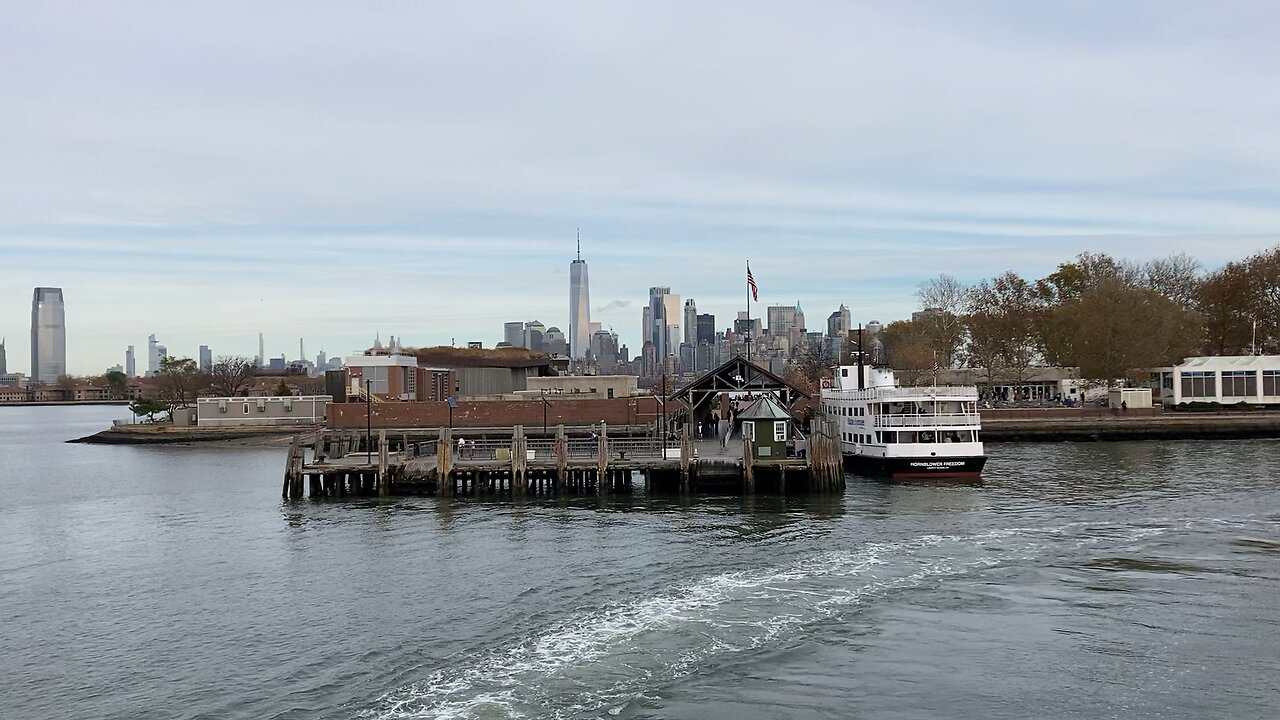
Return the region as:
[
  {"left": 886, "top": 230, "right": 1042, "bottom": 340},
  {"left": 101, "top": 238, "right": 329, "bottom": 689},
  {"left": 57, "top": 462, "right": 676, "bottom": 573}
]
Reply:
[{"left": 576, "top": 227, "right": 581, "bottom": 260}]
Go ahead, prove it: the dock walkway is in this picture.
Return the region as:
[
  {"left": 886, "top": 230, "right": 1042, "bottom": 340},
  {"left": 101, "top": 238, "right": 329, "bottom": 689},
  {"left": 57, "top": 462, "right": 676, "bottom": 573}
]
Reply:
[{"left": 282, "top": 421, "right": 844, "bottom": 500}]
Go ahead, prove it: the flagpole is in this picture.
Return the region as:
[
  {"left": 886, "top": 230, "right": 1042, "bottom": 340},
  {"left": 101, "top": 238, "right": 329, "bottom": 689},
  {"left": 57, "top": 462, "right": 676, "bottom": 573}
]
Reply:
[{"left": 745, "top": 260, "right": 751, "bottom": 362}]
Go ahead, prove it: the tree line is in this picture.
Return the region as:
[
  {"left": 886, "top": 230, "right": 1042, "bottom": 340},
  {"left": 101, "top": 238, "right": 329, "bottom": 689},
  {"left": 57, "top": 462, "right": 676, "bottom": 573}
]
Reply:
[{"left": 877, "top": 246, "right": 1279, "bottom": 385}]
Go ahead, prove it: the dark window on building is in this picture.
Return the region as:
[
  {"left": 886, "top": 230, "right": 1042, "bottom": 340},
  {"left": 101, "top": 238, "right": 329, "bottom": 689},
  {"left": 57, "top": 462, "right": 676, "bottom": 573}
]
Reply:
[
  {"left": 1180, "top": 371, "right": 1215, "bottom": 398},
  {"left": 1222, "top": 370, "right": 1257, "bottom": 398},
  {"left": 1263, "top": 370, "right": 1279, "bottom": 397}
]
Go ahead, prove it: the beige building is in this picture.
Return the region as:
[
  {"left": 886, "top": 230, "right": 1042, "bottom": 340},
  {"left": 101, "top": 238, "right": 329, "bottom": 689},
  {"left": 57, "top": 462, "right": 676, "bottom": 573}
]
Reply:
[
  {"left": 523, "top": 375, "right": 639, "bottom": 400},
  {"left": 195, "top": 396, "right": 329, "bottom": 427}
]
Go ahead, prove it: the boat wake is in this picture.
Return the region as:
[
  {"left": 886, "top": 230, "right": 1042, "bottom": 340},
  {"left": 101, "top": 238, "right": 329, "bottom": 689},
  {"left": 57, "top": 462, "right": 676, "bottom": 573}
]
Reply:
[{"left": 361, "top": 523, "right": 1166, "bottom": 720}]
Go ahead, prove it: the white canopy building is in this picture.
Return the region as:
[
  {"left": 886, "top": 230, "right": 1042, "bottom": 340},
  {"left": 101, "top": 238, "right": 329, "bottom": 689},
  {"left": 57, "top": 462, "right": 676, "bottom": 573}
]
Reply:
[{"left": 1155, "top": 356, "right": 1280, "bottom": 406}]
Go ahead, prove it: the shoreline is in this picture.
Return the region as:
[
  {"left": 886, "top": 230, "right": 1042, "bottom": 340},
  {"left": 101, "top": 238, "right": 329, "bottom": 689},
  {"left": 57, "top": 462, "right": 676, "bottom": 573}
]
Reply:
[{"left": 67, "top": 410, "right": 1280, "bottom": 447}]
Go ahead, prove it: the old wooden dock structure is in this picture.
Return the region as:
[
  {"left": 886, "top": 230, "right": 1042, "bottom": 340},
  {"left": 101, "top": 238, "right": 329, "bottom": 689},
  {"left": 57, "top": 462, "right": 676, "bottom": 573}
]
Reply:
[{"left": 283, "top": 420, "right": 844, "bottom": 499}]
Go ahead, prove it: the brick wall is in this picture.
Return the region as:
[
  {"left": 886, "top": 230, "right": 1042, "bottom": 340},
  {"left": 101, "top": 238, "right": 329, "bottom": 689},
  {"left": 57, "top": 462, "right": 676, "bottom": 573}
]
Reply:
[{"left": 328, "top": 396, "right": 661, "bottom": 429}]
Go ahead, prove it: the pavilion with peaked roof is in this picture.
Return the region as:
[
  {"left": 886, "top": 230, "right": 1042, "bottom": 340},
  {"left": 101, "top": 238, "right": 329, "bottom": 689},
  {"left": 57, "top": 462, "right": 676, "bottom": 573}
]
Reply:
[{"left": 669, "top": 355, "right": 809, "bottom": 432}]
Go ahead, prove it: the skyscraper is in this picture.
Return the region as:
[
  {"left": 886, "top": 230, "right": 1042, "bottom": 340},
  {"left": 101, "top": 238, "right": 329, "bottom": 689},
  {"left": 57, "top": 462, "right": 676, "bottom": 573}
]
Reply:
[
  {"left": 827, "top": 304, "right": 851, "bottom": 339},
  {"left": 31, "top": 287, "right": 66, "bottom": 384},
  {"left": 199, "top": 345, "right": 213, "bottom": 373},
  {"left": 125, "top": 345, "right": 136, "bottom": 377},
  {"left": 258, "top": 332, "right": 265, "bottom": 368},
  {"left": 683, "top": 299, "right": 697, "bottom": 346},
  {"left": 696, "top": 314, "right": 717, "bottom": 345},
  {"left": 0, "top": 337, "right": 6, "bottom": 374},
  {"left": 503, "top": 321, "right": 525, "bottom": 348},
  {"left": 147, "top": 334, "right": 161, "bottom": 375},
  {"left": 648, "top": 287, "right": 678, "bottom": 359},
  {"left": 568, "top": 233, "right": 591, "bottom": 359}
]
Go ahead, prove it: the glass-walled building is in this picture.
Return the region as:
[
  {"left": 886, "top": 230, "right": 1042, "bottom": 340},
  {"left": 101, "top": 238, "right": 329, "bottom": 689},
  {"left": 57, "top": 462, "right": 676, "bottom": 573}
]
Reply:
[
  {"left": 1155, "top": 355, "right": 1280, "bottom": 406},
  {"left": 30, "top": 287, "right": 66, "bottom": 384}
]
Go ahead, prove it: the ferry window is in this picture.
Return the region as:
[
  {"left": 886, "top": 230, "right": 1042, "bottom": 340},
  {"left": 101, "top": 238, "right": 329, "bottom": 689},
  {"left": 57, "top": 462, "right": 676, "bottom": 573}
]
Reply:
[
  {"left": 1265, "top": 371, "right": 1279, "bottom": 396},
  {"left": 841, "top": 368, "right": 848, "bottom": 377},
  {"left": 242, "top": 403, "right": 249, "bottom": 414}
]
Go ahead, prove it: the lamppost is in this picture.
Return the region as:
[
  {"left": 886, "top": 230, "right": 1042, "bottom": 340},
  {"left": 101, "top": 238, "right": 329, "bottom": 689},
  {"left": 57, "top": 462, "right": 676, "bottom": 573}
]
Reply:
[{"left": 365, "top": 378, "right": 373, "bottom": 464}]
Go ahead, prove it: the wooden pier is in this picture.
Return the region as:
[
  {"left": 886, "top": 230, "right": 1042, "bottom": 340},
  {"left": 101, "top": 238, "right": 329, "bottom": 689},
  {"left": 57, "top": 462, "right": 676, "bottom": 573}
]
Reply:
[{"left": 282, "top": 420, "right": 844, "bottom": 500}]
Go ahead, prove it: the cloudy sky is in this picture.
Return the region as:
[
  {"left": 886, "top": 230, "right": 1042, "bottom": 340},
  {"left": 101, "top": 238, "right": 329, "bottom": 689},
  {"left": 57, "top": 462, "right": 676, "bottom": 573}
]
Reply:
[{"left": 3, "top": 1, "right": 1278, "bottom": 375}]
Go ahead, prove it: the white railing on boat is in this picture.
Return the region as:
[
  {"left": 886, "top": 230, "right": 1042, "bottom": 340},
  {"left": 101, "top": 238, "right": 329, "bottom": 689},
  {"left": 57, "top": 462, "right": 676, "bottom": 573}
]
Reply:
[
  {"left": 825, "top": 386, "right": 979, "bottom": 401},
  {"left": 876, "top": 413, "right": 981, "bottom": 427}
]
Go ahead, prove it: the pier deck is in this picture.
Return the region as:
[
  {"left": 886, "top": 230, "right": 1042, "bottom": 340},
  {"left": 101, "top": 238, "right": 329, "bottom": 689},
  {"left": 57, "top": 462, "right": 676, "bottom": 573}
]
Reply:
[{"left": 282, "top": 421, "right": 844, "bottom": 500}]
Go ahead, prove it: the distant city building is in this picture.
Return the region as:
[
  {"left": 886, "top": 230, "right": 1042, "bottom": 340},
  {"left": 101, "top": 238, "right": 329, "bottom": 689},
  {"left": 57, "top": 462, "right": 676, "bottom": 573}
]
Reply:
[
  {"left": 641, "top": 306, "right": 651, "bottom": 354},
  {"left": 316, "top": 350, "right": 328, "bottom": 372},
  {"left": 696, "top": 313, "right": 716, "bottom": 345},
  {"left": 503, "top": 321, "right": 525, "bottom": 348},
  {"left": 590, "top": 329, "right": 620, "bottom": 372},
  {"left": 258, "top": 332, "right": 265, "bottom": 368},
  {"left": 30, "top": 287, "right": 66, "bottom": 384},
  {"left": 568, "top": 236, "right": 591, "bottom": 359},
  {"left": 766, "top": 302, "right": 804, "bottom": 337},
  {"left": 147, "top": 334, "right": 167, "bottom": 376},
  {"left": 912, "top": 307, "right": 944, "bottom": 323},
  {"left": 647, "top": 287, "right": 681, "bottom": 360},
  {"left": 199, "top": 345, "right": 213, "bottom": 373},
  {"left": 827, "top": 304, "right": 851, "bottom": 339},
  {"left": 544, "top": 326, "right": 568, "bottom": 357},
  {"left": 524, "top": 320, "right": 547, "bottom": 351},
  {"left": 0, "top": 337, "right": 6, "bottom": 375},
  {"left": 466, "top": 341, "right": 483, "bottom": 350},
  {"left": 106, "top": 364, "right": 124, "bottom": 374},
  {"left": 683, "top": 299, "right": 697, "bottom": 346},
  {"left": 125, "top": 345, "right": 136, "bottom": 378}
]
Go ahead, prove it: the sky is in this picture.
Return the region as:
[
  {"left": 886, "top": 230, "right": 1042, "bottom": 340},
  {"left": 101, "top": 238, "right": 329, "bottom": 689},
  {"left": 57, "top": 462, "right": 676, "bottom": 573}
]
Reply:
[{"left": 2, "top": 1, "right": 1279, "bottom": 375}]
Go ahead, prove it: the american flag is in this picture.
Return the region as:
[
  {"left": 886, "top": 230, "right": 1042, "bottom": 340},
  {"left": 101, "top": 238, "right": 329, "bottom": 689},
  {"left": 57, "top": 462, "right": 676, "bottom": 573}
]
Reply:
[{"left": 747, "top": 265, "right": 758, "bottom": 302}]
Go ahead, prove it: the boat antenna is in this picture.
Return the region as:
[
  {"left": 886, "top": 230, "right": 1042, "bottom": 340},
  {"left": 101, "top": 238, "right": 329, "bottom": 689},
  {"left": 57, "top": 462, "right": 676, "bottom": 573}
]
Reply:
[{"left": 857, "top": 324, "right": 865, "bottom": 390}]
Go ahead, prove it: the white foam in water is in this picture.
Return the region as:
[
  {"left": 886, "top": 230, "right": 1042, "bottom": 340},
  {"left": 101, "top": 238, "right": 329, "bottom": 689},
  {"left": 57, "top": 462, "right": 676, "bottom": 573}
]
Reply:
[{"left": 362, "top": 523, "right": 1167, "bottom": 720}]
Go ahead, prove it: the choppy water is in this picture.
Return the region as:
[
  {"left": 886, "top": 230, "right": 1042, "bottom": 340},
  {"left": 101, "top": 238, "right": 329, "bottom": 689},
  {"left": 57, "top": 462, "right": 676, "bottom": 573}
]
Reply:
[{"left": 2, "top": 406, "right": 1278, "bottom": 720}]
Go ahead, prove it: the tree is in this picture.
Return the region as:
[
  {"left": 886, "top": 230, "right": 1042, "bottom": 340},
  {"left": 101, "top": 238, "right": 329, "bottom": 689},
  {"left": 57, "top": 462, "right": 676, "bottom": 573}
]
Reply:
[
  {"left": 879, "top": 320, "right": 935, "bottom": 386},
  {"left": 1051, "top": 278, "right": 1202, "bottom": 384},
  {"left": 157, "top": 356, "right": 206, "bottom": 415},
  {"left": 963, "top": 272, "right": 1038, "bottom": 394},
  {"left": 1143, "top": 252, "right": 1202, "bottom": 306},
  {"left": 129, "top": 397, "right": 168, "bottom": 423},
  {"left": 914, "top": 274, "right": 968, "bottom": 368},
  {"left": 1197, "top": 260, "right": 1254, "bottom": 355},
  {"left": 105, "top": 370, "right": 128, "bottom": 400},
  {"left": 209, "top": 355, "right": 256, "bottom": 397},
  {"left": 791, "top": 338, "right": 836, "bottom": 392},
  {"left": 273, "top": 381, "right": 293, "bottom": 397}
]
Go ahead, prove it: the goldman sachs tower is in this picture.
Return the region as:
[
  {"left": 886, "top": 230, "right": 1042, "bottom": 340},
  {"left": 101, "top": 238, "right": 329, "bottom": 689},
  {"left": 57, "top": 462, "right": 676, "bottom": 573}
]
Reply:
[{"left": 568, "top": 231, "right": 591, "bottom": 359}]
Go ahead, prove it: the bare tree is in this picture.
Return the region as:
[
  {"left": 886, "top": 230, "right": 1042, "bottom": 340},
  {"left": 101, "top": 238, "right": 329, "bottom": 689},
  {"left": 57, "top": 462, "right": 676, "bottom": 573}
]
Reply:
[
  {"left": 1143, "top": 252, "right": 1202, "bottom": 306},
  {"left": 209, "top": 355, "right": 256, "bottom": 397},
  {"left": 914, "top": 274, "right": 968, "bottom": 367}
]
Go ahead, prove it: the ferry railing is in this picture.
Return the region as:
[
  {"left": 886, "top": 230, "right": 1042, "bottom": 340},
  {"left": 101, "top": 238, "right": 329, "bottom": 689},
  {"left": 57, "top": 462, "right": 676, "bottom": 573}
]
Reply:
[
  {"left": 826, "top": 386, "right": 980, "bottom": 401},
  {"left": 875, "top": 413, "right": 982, "bottom": 427}
]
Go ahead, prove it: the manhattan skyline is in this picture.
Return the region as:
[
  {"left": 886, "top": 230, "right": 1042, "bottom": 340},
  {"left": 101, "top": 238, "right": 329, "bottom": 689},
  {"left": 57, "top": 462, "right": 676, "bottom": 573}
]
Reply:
[{"left": 3, "top": 3, "right": 1279, "bottom": 375}]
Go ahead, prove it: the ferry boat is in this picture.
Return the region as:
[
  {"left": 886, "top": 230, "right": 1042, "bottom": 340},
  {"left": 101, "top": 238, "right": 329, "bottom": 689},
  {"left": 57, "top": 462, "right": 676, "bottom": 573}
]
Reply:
[{"left": 820, "top": 363, "right": 986, "bottom": 480}]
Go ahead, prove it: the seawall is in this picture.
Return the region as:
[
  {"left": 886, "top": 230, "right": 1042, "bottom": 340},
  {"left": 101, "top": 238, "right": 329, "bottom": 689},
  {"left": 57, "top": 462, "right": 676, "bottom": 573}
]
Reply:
[{"left": 981, "top": 411, "right": 1280, "bottom": 442}]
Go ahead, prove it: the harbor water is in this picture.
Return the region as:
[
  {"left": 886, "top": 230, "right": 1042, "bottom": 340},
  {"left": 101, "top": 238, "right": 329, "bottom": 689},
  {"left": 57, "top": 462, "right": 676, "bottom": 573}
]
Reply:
[{"left": 2, "top": 406, "right": 1278, "bottom": 719}]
